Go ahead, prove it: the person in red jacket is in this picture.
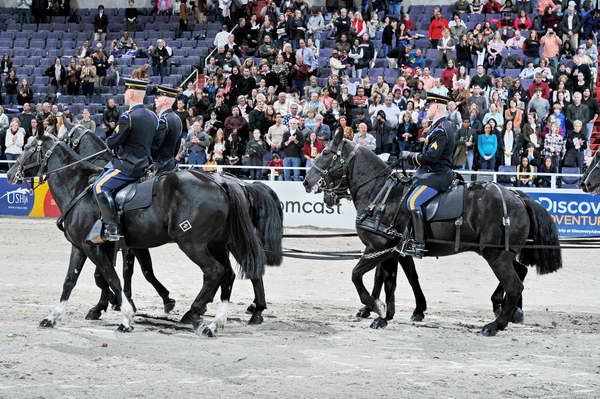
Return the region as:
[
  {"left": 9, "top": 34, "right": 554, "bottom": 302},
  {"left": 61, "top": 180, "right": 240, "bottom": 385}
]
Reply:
[
  {"left": 440, "top": 58, "right": 458, "bottom": 90},
  {"left": 428, "top": 8, "right": 449, "bottom": 47},
  {"left": 402, "top": 13, "right": 414, "bottom": 32},
  {"left": 482, "top": 0, "right": 503, "bottom": 13},
  {"left": 527, "top": 73, "right": 551, "bottom": 100},
  {"left": 303, "top": 131, "right": 325, "bottom": 168}
]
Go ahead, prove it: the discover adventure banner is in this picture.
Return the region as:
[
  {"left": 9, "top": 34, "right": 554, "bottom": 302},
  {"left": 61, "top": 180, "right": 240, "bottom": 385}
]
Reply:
[{"left": 0, "top": 176, "right": 598, "bottom": 237}]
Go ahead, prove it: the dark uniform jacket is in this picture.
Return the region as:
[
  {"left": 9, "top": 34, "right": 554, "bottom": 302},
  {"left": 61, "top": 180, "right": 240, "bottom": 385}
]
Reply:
[
  {"left": 106, "top": 103, "right": 158, "bottom": 178},
  {"left": 411, "top": 116, "right": 455, "bottom": 192},
  {"left": 152, "top": 109, "right": 183, "bottom": 173}
]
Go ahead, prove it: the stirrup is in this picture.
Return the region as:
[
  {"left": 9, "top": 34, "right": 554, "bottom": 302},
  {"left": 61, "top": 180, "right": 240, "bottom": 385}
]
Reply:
[
  {"left": 395, "top": 239, "right": 426, "bottom": 259},
  {"left": 102, "top": 224, "right": 123, "bottom": 242}
]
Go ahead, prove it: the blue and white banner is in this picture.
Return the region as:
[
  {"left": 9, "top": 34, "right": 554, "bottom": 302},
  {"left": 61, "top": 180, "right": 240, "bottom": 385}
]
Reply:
[
  {"left": 0, "top": 178, "right": 34, "bottom": 216},
  {"left": 525, "top": 191, "right": 600, "bottom": 237}
]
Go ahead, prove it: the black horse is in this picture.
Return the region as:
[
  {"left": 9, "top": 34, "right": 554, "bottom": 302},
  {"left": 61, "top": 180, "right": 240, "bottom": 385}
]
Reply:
[
  {"left": 582, "top": 150, "right": 600, "bottom": 194},
  {"left": 303, "top": 130, "right": 562, "bottom": 336},
  {"left": 8, "top": 134, "right": 277, "bottom": 336},
  {"left": 59, "top": 120, "right": 282, "bottom": 326}
]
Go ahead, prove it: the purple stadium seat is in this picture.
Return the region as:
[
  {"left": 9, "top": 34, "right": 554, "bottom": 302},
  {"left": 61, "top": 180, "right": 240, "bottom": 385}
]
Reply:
[
  {"left": 0, "top": 40, "right": 12, "bottom": 48},
  {"left": 505, "top": 69, "right": 520, "bottom": 78},
  {"left": 28, "top": 56, "right": 41, "bottom": 66},
  {"left": 51, "top": 24, "right": 66, "bottom": 33},
  {"left": 7, "top": 23, "right": 21, "bottom": 31},
  {"left": 0, "top": 31, "right": 14, "bottom": 40},
  {"left": 48, "top": 49, "right": 62, "bottom": 58},
  {"left": 30, "top": 39, "right": 45, "bottom": 48},
  {"left": 14, "top": 39, "right": 28, "bottom": 48},
  {"left": 46, "top": 39, "right": 60, "bottom": 49},
  {"left": 31, "top": 48, "right": 45, "bottom": 57},
  {"left": 22, "top": 23, "right": 37, "bottom": 31},
  {"left": 62, "top": 32, "right": 75, "bottom": 41},
  {"left": 15, "top": 31, "right": 30, "bottom": 40},
  {"left": 63, "top": 49, "right": 76, "bottom": 57}
]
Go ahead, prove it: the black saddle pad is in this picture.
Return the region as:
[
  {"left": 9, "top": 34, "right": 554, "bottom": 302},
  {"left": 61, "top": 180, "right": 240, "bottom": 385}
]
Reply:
[
  {"left": 423, "top": 184, "right": 465, "bottom": 222},
  {"left": 115, "top": 177, "right": 156, "bottom": 212}
]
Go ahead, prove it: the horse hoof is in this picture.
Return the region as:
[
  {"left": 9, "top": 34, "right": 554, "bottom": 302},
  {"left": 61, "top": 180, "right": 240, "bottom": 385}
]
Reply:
[
  {"left": 494, "top": 307, "right": 502, "bottom": 318},
  {"left": 246, "top": 303, "right": 256, "bottom": 315},
  {"left": 512, "top": 308, "right": 524, "bottom": 324},
  {"left": 480, "top": 323, "right": 498, "bottom": 337},
  {"left": 85, "top": 308, "right": 103, "bottom": 320},
  {"left": 116, "top": 324, "right": 133, "bottom": 333},
  {"left": 410, "top": 313, "right": 425, "bottom": 322},
  {"left": 202, "top": 326, "right": 215, "bottom": 338},
  {"left": 248, "top": 313, "right": 264, "bottom": 325},
  {"left": 39, "top": 318, "right": 55, "bottom": 328},
  {"left": 111, "top": 304, "right": 121, "bottom": 311},
  {"left": 356, "top": 306, "right": 371, "bottom": 318},
  {"left": 370, "top": 318, "right": 388, "bottom": 329},
  {"left": 163, "top": 299, "right": 176, "bottom": 314},
  {"left": 180, "top": 310, "right": 197, "bottom": 325}
]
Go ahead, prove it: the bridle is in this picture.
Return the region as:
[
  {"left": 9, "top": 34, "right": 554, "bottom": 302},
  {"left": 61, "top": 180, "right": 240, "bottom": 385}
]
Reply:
[
  {"left": 311, "top": 139, "right": 410, "bottom": 204},
  {"left": 63, "top": 122, "right": 94, "bottom": 151},
  {"left": 13, "top": 125, "right": 108, "bottom": 187}
]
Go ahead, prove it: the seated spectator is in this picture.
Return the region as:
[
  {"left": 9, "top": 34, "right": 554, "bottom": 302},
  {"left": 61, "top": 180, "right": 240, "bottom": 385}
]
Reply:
[
  {"left": 535, "top": 156, "right": 557, "bottom": 186},
  {"left": 482, "top": 0, "right": 502, "bottom": 13},
  {"left": 79, "top": 108, "right": 97, "bottom": 134},
  {"left": 516, "top": 157, "right": 535, "bottom": 187},
  {"left": 454, "top": 0, "right": 471, "bottom": 14},
  {"left": 118, "top": 31, "right": 134, "bottom": 50}
]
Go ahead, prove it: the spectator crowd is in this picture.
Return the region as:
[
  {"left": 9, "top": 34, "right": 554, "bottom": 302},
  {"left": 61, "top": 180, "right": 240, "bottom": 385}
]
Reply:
[{"left": 1, "top": 0, "right": 599, "bottom": 187}]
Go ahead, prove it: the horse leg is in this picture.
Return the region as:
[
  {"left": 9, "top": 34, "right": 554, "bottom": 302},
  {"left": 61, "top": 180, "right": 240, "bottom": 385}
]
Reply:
[
  {"left": 480, "top": 250, "right": 523, "bottom": 337},
  {"left": 491, "top": 283, "right": 504, "bottom": 318},
  {"left": 40, "top": 246, "right": 87, "bottom": 328},
  {"left": 85, "top": 267, "right": 113, "bottom": 320},
  {"left": 177, "top": 243, "right": 227, "bottom": 337},
  {"left": 491, "top": 260, "right": 528, "bottom": 323},
  {"left": 87, "top": 245, "right": 136, "bottom": 332},
  {"left": 399, "top": 256, "right": 427, "bottom": 322},
  {"left": 351, "top": 256, "right": 386, "bottom": 328},
  {"left": 133, "top": 248, "right": 176, "bottom": 314},
  {"left": 356, "top": 263, "right": 384, "bottom": 319},
  {"left": 370, "top": 258, "right": 399, "bottom": 329},
  {"left": 122, "top": 249, "right": 136, "bottom": 312},
  {"left": 248, "top": 278, "right": 267, "bottom": 325}
]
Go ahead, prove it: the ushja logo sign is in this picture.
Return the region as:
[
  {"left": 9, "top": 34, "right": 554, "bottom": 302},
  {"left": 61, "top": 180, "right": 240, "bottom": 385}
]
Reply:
[{"left": 0, "top": 187, "right": 33, "bottom": 206}]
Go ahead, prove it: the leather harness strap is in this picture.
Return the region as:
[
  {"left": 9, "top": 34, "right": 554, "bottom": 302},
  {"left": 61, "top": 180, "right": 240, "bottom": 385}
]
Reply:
[
  {"left": 491, "top": 183, "right": 511, "bottom": 252},
  {"left": 56, "top": 184, "right": 94, "bottom": 232}
]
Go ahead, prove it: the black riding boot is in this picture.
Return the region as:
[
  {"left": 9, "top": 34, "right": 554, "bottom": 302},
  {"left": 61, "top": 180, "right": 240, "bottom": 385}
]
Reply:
[
  {"left": 396, "top": 208, "right": 426, "bottom": 259},
  {"left": 86, "top": 192, "right": 122, "bottom": 244}
]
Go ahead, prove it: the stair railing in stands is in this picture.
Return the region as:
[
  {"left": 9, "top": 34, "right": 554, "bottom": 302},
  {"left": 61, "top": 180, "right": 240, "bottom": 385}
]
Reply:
[{"left": 179, "top": 24, "right": 238, "bottom": 88}]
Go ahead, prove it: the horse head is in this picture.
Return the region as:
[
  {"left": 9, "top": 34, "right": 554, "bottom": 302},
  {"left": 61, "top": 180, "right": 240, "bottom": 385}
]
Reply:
[
  {"left": 582, "top": 151, "right": 600, "bottom": 195},
  {"left": 7, "top": 134, "right": 59, "bottom": 185}
]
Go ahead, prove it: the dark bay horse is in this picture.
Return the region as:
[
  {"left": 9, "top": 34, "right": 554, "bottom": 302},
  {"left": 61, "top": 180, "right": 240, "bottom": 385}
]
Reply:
[
  {"left": 582, "top": 151, "right": 600, "bottom": 194},
  {"left": 60, "top": 120, "right": 282, "bottom": 326},
  {"left": 303, "top": 130, "right": 562, "bottom": 336},
  {"left": 8, "top": 134, "right": 273, "bottom": 336}
]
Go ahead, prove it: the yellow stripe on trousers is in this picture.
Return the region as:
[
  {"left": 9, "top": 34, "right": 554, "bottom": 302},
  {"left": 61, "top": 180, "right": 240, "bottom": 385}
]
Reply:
[
  {"left": 409, "top": 185, "right": 428, "bottom": 211},
  {"left": 95, "top": 169, "right": 122, "bottom": 194}
]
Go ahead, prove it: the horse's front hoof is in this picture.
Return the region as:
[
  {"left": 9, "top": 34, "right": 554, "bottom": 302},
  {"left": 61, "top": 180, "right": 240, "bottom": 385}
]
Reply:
[
  {"left": 479, "top": 322, "right": 499, "bottom": 337},
  {"left": 39, "top": 318, "right": 55, "bottom": 328},
  {"left": 85, "top": 308, "right": 103, "bottom": 320},
  {"left": 248, "top": 313, "right": 264, "bottom": 325},
  {"left": 111, "top": 304, "right": 121, "bottom": 311},
  {"left": 512, "top": 308, "right": 524, "bottom": 324},
  {"left": 356, "top": 306, "right": 371, "bottom": 318},
  {"left": 202, "top": 326, "right": 215, "bottom": 338},
  {"left": 116, "top": 324, "right": 134, "bottom": 333},
  {"left": 163, "top": 299, "right": 176, "bottom": 314},
  {"left": 370, "top": 317, "right": 388, "bottom": 329},
  {"left": 246, "top": 303, "right": 256, "bottom": 314},
  {"left": 410, "top": 313, "right": 425, "bottom": 322}
]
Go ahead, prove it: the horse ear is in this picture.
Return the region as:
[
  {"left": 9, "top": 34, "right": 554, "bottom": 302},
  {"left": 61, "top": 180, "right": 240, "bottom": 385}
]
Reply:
[{"left": 332, "top": 126, "right": 344, "bottom": 146}]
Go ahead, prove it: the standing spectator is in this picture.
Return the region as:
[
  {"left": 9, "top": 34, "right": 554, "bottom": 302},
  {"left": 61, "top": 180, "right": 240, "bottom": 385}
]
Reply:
[
  {"left": 125, "top": 0, "right": 139, "bottom": 32},
  {"left": 540, "top": 28, "right": 562, "bottom": 70},
  {"left": 31, "top": 0, "right": 48, "bottom": 23},
  {"left": 566, "top": 92, "right": 591, "bottom": 139},
  {"left": 527, "top": 74, "right": 551, "bottom": 100},
  {"left": 245, "top": 129, "right": 267, "bottom": 179},
  {"left": 333, "top": 9, "right": 351, "bottom": 40},
  {"left": 92, "top": 45, "right": 109, "bottom": 92},
  {"left": 454, "top": 118, "right": 476, "bottom": 169},
  {"left": 523, "top": 30, "right": 541, "bottom": 66},
  {"left": 500, "top": 120, "right": 521, "bottom": 166},
  {"left": 1, "top": 55, "right": 12, "bottom": 76},
  {"left": 102, "top": 99, "right": 119, "bottom": 138},
  {"left": 80, "top": 57, "right": 97, "bottom": 96},
  {"left": 4, "top": 70, "right": 18, "bottom": 106},
  {"left": 428, "top": 8, "right": 449, "bottom": 47},
  {"left": 94, "top": 5, "right": 109, "bottom": 42},
  {"left": 398, "top": 112, "right": 418, "bottom": 152},
  {"left": 152, "top": 39, "right": 171, "bottom": 77},
  {"left": 281, "top": 119, "right": 304, "bottom": 181},
  {"left": 76, "top": 40, "right": 91, "bottom": 60},
  {"left": 79, "top": 108, "right": 96, "bottom": 134},
  {"left": 543, "top": 122, "right": 565, "bottom": 166},
  {"left": 560, "top": 4, "right": 582, "bottom": 52},
  {"left": 482, "top": 0, "right": 502, "bottom": 13},
  {"left": 287, "top": 9, "right": 307, "bottom": 49},
  {"left": 478, "top": 123, "right": 498, "bottom": 170},
  {"left": 65, "top": 58, "right": 81, "bottom": 95},
  {"left": 4, "top": 118, "right": 25, "bottom": 161},
  {"left": 353, "top": 122, "right": 377, "bottom": 151},
  {"left": 267, "top": 113, "right": 287, "bottom": 152},
  {"left": 44, "top": 57, "right": 66, "bottom": 94},
  {"left": 16, "top": 0, "right": 32, "bottom": 24},
  {"left": 18, "top": 103, "right": 34, "bottom": 138},
  {"left": 303, "top": 131, "right": 324, "bottom": 169},
  {"left": 179, "top": 0, "right": 189, "bottom": 34},
  {"left": 564, "top": 120, "right": 587, "bottom": 168},
  {"left": 185, "top": 121, "right": 210, "bottom": 165}
]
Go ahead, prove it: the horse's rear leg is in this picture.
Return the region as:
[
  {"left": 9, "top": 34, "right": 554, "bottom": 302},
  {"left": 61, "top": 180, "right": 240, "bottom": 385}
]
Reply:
[
  {"left": 480, "top": 250, "right": 523, "bottom": 336},
  {"left": 133, "top": 249, "right": 176, "bottom": 313},
  {"left": 491, "top": 260, "right": 528, "bottom": 323},
  {"left": 177, "top": 243, "right": 227, "bottom": 337},
  {"left": 121, "top": 249, "right": 136, "bottom": 312},
  {"left": 370, "top": 258, "right": 399, "bottom": 329},
  {"left": 399, "top": 255, "right": 427, "bottom": 322},
  {"left": 40, "top": 246, "right": 87, "bottom": 328}
]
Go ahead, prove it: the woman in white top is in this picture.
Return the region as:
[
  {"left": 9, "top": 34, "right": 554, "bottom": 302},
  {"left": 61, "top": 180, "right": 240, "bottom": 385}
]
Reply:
[
  {"left": 0, "top": 106, "right": 9, "bottom": 133},
  {"left": 452, "top": 65, "right": 471, "bottom": 89},
  {"left": 5, "top": 118, "right": 25, "bottom": 161}
]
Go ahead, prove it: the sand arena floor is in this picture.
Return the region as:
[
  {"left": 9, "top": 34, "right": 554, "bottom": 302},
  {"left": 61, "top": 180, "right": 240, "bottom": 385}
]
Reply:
[{"left": 0, "top": 217, "right": 599, "bottom": 398}]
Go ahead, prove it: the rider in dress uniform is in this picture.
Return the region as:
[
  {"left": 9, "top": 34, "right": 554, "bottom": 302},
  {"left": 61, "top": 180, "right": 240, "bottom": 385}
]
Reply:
[
  {"left": 152, "top": 85, "right": 183, "bottom": 173},
  {"left": 397, "top": 92, "right": 455, "bottom": 258},
  {"left": 87, "top": 78, "right": 159, "bottom": 244}
]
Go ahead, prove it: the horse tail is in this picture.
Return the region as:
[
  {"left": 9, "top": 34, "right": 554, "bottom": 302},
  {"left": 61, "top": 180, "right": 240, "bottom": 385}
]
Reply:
[
  {"left": 518, "top": 195, "right": 563, "bottom": 275},
  {"left": 223, "top": 182, "right": 266, "bottom": 279},
  {"left": 244, "top": 182, "right": 284, "bottom": 266}
]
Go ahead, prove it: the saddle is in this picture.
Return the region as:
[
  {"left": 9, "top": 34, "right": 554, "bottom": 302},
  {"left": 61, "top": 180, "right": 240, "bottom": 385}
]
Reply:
[
  {"left": 114, "top": 177, "right": 157, "bottom": 213},
  {"left": 356, "top": 172, "right": 466, "bottom": 240}
]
